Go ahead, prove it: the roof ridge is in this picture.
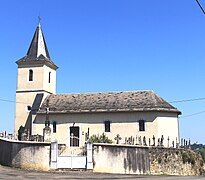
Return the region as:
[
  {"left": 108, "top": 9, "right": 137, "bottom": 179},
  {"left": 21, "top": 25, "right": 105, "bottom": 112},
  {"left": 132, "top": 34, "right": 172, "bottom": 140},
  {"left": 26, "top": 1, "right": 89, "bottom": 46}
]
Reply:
[{"left": 51, "top": 90, "right": 153, "bottom": 96}]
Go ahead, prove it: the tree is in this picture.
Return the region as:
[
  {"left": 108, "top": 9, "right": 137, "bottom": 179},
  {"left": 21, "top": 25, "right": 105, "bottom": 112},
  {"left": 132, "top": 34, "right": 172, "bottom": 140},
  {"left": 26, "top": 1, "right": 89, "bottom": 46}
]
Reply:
[{"left": 17, "top": 126, "right": 25, "bottom": 140}]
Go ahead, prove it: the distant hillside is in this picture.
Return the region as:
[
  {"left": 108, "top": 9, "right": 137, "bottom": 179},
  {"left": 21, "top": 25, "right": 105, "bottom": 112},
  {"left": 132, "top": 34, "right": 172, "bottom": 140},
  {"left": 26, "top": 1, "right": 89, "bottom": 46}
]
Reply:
[
  {"left": 191, "top": 143, "right": 205, "bottom": 150},
  {"left": 191, "top": 143, "right": 205, "bottom": 163}
]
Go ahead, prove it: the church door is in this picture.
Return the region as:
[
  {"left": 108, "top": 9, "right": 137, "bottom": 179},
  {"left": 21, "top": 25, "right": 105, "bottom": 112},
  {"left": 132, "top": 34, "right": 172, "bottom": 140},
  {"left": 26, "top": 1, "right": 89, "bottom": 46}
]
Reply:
[{"left": 70, "top": 126, "right": 79, "bottom": 147}]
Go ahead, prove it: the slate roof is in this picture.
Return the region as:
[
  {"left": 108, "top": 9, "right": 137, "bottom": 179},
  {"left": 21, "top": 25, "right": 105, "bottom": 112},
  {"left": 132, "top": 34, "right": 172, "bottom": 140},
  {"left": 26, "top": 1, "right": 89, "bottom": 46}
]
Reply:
[
  {"left": 16, "top": 22, "right": 57, "bottom": 69},
  {"left": 38, "top": 91, "right": 181, "bottom": 114}
]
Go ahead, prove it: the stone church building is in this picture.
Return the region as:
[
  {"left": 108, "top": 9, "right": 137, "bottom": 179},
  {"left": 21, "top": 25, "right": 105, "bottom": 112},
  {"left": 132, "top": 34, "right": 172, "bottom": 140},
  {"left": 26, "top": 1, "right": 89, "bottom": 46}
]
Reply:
[{"left": 15, "top": 22, "right": 181, "bottom": 148}]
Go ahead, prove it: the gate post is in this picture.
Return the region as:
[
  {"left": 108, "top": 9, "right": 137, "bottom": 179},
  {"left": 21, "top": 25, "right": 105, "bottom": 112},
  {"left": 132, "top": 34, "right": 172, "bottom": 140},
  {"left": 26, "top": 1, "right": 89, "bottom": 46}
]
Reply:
[
  {"left": 86, "top": 141, "right": 93, "bottom": 170},
  {"left": 50, "top": 140, "right": 58, "bottom": 169}
]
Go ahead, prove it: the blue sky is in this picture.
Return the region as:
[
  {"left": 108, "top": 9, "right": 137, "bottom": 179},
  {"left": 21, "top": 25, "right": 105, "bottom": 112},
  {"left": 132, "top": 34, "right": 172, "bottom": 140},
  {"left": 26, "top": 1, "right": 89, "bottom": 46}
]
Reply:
[{"left": 1, "top": 0, "right": 205, "bottom": 144}]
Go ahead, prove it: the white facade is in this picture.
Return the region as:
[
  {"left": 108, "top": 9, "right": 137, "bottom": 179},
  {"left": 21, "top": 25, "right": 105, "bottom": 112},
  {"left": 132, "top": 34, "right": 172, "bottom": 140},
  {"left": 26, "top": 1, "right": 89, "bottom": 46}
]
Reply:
[{"left": 33, "top": 111, "right": 179, "bottom": 148}]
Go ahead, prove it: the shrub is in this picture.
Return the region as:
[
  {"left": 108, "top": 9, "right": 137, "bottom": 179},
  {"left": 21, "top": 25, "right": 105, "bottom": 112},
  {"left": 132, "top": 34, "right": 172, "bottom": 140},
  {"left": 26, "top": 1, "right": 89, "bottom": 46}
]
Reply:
[
  {"left": 90, "top": 133, "right": 113, "bottom": 144},
  {"left": 17, "top": 125, "right": 25, "bottom": 140},
  {"left": 198, "top": 148, "right": 205, "bottom": 163}
]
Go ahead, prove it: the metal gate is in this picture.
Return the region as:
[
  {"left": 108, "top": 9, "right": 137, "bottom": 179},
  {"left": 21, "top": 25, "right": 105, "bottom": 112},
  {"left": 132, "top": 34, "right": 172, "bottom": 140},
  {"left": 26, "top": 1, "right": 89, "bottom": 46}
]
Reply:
[{"left": 50, "top": 141, "right": 93, "bottom": 170}]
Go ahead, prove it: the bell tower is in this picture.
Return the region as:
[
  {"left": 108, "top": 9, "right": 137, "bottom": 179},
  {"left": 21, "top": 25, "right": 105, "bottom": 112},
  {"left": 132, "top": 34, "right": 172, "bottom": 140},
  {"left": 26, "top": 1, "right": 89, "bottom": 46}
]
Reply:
[{"left": 14, "top": 21, "right": 58, "bottom": 138}]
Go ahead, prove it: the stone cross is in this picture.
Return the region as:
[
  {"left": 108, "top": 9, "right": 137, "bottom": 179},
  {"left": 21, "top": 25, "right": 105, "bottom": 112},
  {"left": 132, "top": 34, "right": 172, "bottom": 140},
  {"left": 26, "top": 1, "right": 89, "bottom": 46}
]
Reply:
[
  {"left": 0, "top": 132, "right": 3, "bottom": 138},
  {"left": 152, "top": 135, "right": 155, "bottom": 146},
  {"left": 167, "top": 136, "right": 170, "bottom": 147},
  {"left": 125, "top": 137, "right": 127, "bottom": 144},
  {"left": 132, "top": 137, "right": 135, "bottom": 145},
  {"left": 172, "top": 141, "right": 174, "bottom": 148},
  {"left": 143, "top": 136, "right": 147, "bottom": 146},
  {"left": 130, "top": 136, "right": 133, "bottom": 145},
  {"left": 160, "top": 135, "right": 164, "bottom": 146},
  {"left": 176, "top": 137, "right": 179, "bottom": 148},
  {"left": 157, "top": 138, "right": 160, "bottom": 146},
  {"left": 139, "top": 136, "right": 142, "bottom": 145},
  {"left": 114, "top": 134, "right": 122, "bottom": 144},
  {"left": 8, "top": 133, "right": 12, "bottom": 140},
  {"left": 135, "top": 135, "right": 138, "bottom": 145},
  {"left": 128, "top": 137, "right": 131, "bottom": 144},
  {"left": 181, "top": 138, "right": 183, "bottom": 147}
]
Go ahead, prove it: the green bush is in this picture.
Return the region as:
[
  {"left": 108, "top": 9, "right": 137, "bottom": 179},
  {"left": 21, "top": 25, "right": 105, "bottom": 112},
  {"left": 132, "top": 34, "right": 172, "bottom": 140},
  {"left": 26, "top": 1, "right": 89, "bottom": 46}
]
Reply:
[
  {"left": 198, "top": 148, "right": 205, "bottom": 163},
  {"left": 182, "top": 151, "right": 195, "bottom": 165},
  {"left": 90, "top": 133, "right": 113, "bottom": 144}
]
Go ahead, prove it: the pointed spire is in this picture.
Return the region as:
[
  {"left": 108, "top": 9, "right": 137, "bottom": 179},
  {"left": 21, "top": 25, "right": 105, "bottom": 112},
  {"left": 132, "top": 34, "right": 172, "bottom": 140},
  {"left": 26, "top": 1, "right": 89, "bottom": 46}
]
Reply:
[
  {"left": 16, "top": 18, "right": 58, "bottom": 70},
  {"left": 26, "top": 19, "right": 51, "bottom": 60}
]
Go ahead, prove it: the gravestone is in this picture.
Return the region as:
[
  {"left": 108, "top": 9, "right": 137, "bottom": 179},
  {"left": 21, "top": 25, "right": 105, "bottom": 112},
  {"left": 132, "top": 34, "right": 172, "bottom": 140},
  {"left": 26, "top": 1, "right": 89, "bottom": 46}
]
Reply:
[
  {"left": 114, "top": 134, "right": 122, "bottom": 144},
  {"left": 143, "top": 136, "right": 147, "bottom": 146},
  {"left": 135, "top": 135, "right": 138, "bottom": 145},
  {"left": 172, "top": 141, "right": 174, "bottom": 148},
  {"left": 0, "top": 132, "right": 4, "bottom": 138},
  {"left": 43, "top": 126, "right": 51, "bottom": 142},
  {"left": 160, "top": 135, "right": 164, "bottom": 146},
  {"left": 167, "top": 136, "right": 170, "bottom": 147},
  {"left": 139, "top": 136, "right": 142, "bottom": 145},
  {"left": 152, "top": 135, "right": 155, "bottom": 146}
]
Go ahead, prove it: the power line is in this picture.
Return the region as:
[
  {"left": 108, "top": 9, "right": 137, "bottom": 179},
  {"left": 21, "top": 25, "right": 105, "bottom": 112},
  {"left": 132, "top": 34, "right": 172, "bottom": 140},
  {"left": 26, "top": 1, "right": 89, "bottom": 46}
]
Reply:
[
  {"left": 169, "top": 97, "right": 205, "bottom": 103},
  {"left": 0, "top": 98, "right": 28, "bottom": 105},
  {"left": 179, "top": 110, "right": 205, "bottom": 118},
  {"left": 196, "top": 0, "right": 205, "bottom": 14}
]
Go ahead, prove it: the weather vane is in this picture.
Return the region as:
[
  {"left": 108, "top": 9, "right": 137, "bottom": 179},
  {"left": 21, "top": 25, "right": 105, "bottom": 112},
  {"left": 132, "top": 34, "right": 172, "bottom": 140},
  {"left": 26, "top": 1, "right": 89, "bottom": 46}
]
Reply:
[{"left": 196, "top": 0, "right": 205, "bottom": 14}]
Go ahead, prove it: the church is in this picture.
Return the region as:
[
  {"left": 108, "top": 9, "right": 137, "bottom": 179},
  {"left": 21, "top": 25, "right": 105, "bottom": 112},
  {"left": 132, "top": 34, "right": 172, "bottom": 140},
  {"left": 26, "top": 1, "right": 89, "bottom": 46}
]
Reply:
[{"left": 14, "top": 21, "right": 181, "bottom": 148}]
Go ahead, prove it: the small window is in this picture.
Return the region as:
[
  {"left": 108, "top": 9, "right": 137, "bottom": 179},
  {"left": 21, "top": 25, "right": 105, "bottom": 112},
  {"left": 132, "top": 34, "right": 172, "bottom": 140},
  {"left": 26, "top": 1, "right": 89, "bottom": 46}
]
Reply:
[
  {"left": 104, "top": 120, "right": 111, "bottom": 132},
  {"left": 139, "top": 120, "right": 145, "bottom": 131},
  {"left": 48, "top": 72, "right": 51, "bottom": 83},
  {"left": 27, "top": 106, "right": 32, "bottom": 111},
  {"left": 70, "top": 127, "right": 79, "bottom": 147},
  {"left": 53, "top": 121, "right": 57, "bottom": 133},
  {"left": 29, "top": 69, "right": 33, "bottom": 81}
]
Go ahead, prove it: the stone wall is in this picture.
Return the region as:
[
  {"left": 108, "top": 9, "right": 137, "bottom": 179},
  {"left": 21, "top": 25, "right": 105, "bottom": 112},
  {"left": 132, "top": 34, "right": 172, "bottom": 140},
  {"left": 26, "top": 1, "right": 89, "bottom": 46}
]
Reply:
[
  {"left": 93, "top": 144, "right": 204, "bottom": 176},
  {"left": 0, "top": 138, "right": 51, "bottom": 171},
  {"left": 93, "top": 143, "right": 150, "bottom": 174},
  {"left": 150, "top": 147, "right": 204, "bottom": 176}
]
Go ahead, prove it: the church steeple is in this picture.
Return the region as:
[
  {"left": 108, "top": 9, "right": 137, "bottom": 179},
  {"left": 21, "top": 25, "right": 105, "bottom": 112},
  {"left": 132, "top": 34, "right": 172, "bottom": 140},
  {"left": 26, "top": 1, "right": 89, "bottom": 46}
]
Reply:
[
  {"left": 26, "top": 21, "right": 51, "bottom": 60},
  {"left": 16, "top": 20, "right": 57, "bottom": 69},
  {"left": 15, "top": 20, "right": 58, "bottom": 137}
]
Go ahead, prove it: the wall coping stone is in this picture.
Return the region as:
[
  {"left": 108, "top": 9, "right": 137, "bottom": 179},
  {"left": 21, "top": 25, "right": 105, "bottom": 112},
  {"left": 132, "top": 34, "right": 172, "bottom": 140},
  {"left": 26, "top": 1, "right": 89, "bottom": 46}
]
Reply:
[{"left": 0, "top": 137, "right": 51, "bottom": 145}]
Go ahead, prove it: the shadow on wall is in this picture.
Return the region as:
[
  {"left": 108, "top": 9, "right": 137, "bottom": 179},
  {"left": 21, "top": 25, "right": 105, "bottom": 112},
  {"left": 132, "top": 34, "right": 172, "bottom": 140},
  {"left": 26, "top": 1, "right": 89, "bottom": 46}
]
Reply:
[
  {"left": 0, "top": 138, "right": 51, "bottom": 171},
  {"left": 24, "top": 93, "right": 44, "bottom": 136}
]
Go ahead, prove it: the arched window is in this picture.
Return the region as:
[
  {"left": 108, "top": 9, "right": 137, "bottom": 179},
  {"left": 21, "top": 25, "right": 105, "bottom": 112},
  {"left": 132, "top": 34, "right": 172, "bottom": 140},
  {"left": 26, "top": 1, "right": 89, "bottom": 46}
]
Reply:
[
  {"left": 48, "top": 72, "right": 51, "bottom": 83},
  {"left": 139, "top": 120, "right": 145, "bottom": 131},
  {"left": 29, "top": 69, "right": 33, "bottom": 81},
  {"left": 53, "top": 121, "right": 57, "bottom": 133}
]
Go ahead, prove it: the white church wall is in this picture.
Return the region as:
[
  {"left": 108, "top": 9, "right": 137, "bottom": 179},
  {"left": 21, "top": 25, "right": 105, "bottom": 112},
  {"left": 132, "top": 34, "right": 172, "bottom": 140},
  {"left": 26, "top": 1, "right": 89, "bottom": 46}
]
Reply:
[
  {"left": 156, "top": 113, "right": 179, "bottom": 147},
  {"left": 43, "top": 65, "right": 56, "bottom": 94},
  {"left": 33, "top": 111, "right": 179, "bottom": 147}
]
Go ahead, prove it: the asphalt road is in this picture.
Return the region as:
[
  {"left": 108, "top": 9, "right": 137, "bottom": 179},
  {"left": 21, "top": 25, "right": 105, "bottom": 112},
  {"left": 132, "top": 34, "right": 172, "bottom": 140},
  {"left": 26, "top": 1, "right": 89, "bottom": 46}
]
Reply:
[{"left": 0, "top": 165, "right": 205, "bottom": 180}]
